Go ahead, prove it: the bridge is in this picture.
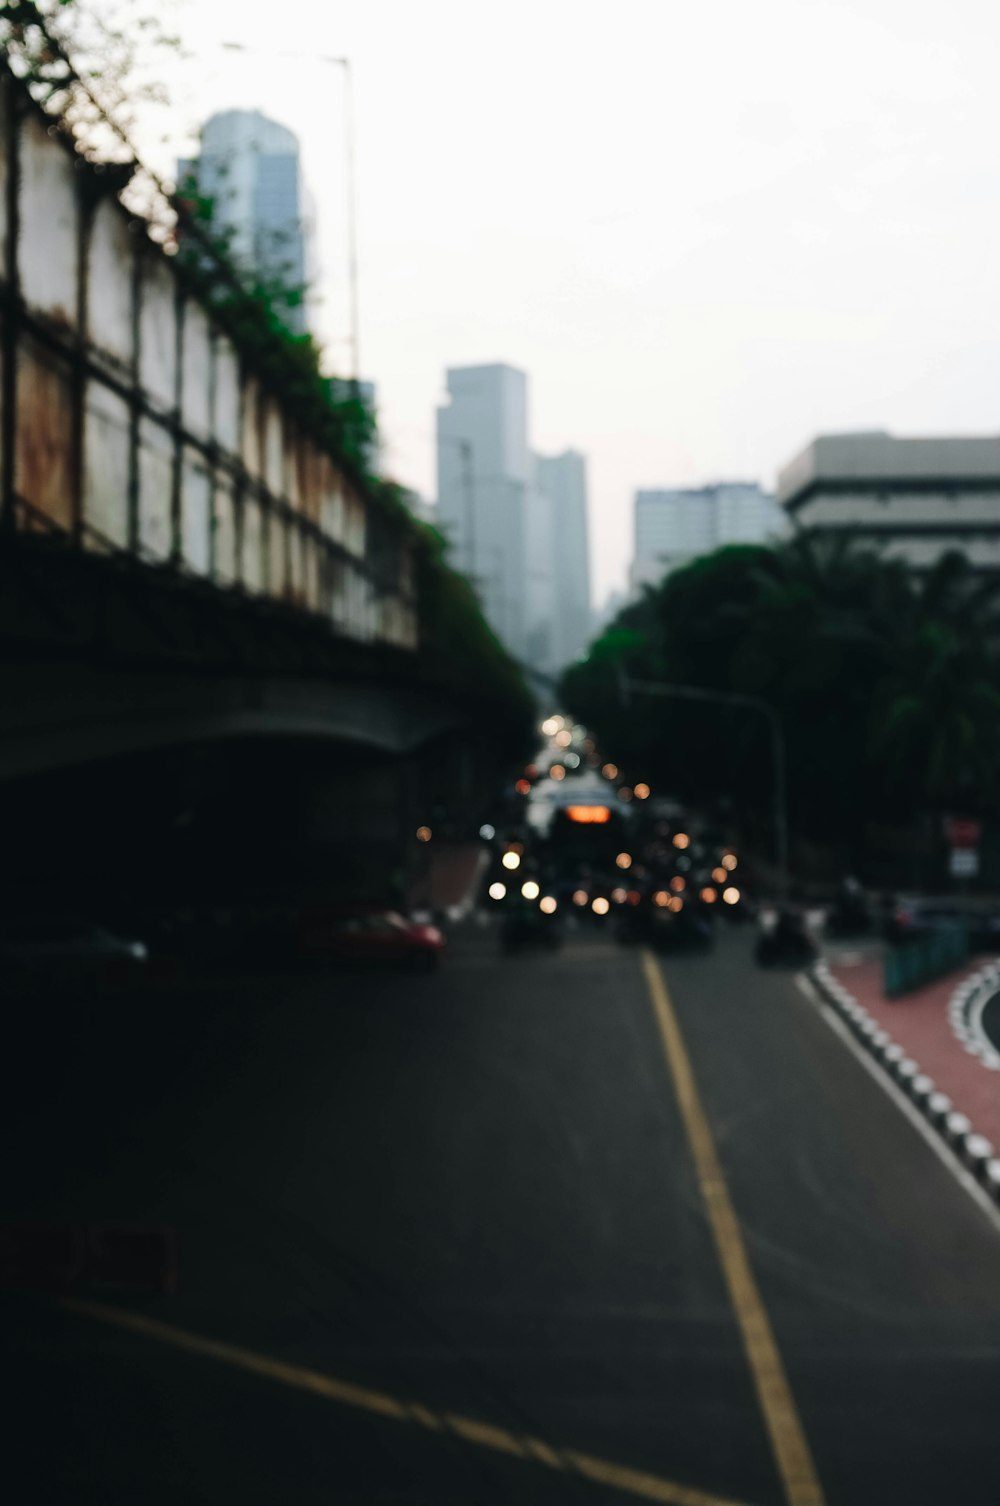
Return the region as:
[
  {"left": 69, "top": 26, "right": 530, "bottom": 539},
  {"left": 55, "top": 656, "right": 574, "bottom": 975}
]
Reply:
[{"left": 0, "top": 49, "right": 532, "bottom": 920}]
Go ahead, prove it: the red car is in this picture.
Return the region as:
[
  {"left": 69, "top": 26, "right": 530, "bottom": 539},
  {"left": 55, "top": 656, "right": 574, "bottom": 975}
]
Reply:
[{"left": 297, "top": 908, "right": 445, "bottom": 971}]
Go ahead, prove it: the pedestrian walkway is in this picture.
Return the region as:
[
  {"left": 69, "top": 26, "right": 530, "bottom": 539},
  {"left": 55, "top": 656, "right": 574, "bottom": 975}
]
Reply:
[{"left": 829, "top": 953, "right": 1000, "bottom": 1148}]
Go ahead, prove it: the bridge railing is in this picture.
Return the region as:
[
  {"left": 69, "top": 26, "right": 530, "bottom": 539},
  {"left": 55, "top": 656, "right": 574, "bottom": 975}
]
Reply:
[{"left": 0, "top": 65, "right": 417, "bottom": 652}]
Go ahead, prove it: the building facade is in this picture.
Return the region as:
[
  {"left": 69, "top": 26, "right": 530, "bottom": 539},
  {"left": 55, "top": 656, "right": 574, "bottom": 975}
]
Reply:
[
  {"left": 631, "top": 482, "right": 784, "bottom": 592},
  {"left": 436, "top": 364, "right": 531, "bottom": 661},
  {"left": 776, "top": 431, "right": 1000, "bottom": 570},
  {"left": 179, "top": 111, "right": 311, "bottom": 335},
  {"left": 534, "top": 450, "right": 592, "bottom": 669}
]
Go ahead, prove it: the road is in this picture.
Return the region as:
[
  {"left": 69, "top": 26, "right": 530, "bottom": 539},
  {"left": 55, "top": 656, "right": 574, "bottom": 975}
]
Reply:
[{"left": 5, "top": 922, "right": 1000, "bottom": 1504}]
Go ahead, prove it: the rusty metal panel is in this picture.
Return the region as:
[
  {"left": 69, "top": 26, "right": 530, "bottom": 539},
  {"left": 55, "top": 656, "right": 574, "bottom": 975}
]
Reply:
[
  {"left": 302, "top": 532, "right": 320, "bottom": 611},
  {"left": 213, "top": 477, "right": 237, "bottom": 585},
  {"left": 137, "top": 416, "right": 173, "bottom": 561},
  {"left": 241, "top": 375, "right": 261, "bottom": 479},
  {"left": 283, "top": 423, "right": 301, "bottom": 511},
  {"left": 15, "top": 335, "right": 75, "bottom": 531},
  {"left": 0, "top": 77, "right": 10, "bottom": 281},
  {"left": 267, "top": 505, "right": 287, "bottom": 598},
  {"left": 344, "top": 488, "right": 366, "bottom": 556},
  {"left": 287, "top": 518, "right": 306, "bottom": 606},
  {"left": 320, "top": 463, "right": 345, "bottom": 542},
  {"left": 180, "top": 448, "right": 211, "bottom": 574},
  {"left": 82, "top": 379, "right": 130, "bottom": 549},
  {"left": 19, "top": 112, "right": 79, "bottom": 326},
  {"left": 87, "top": 199, "right": 133, "bottom": 369},
  {"left": 242, "top": 493, "right": 264, "bottom": 593},
  {"left": 262, "top": 394, "right": 283, "bottom": 496},
  {"left": 214, "top": 336, "right": 240, "bottom": 454},
  {"left": 180, "top": 301, "right": 211, "bottom": 441},
  {"left": 139, "top": 250, "right": 177, "bottom": 412}
]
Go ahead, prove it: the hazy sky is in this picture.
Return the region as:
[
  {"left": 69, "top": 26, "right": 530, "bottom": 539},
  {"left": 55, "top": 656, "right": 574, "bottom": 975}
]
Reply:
[{"left": 137, "top": 0, "right": 1000, "bottom": 605}]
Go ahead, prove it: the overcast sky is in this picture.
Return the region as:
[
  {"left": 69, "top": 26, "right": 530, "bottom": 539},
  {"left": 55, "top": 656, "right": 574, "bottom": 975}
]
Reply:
[{"left": 138, "top": 0, "right": 1000, "bottom": 606}]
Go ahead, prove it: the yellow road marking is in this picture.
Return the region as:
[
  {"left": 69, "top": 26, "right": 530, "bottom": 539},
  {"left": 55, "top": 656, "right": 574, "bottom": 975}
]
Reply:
[
  {"left": 641, "top": 950, "right": 825, "bottom": 1506},
  {"left": 63, "top": 1297, "right": 754, "bottom": 1506}
]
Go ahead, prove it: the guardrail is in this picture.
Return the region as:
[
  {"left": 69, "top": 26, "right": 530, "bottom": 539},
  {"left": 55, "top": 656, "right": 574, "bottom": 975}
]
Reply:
[{"left": 884, "top": 927, "right": 969, "bottom": 998}]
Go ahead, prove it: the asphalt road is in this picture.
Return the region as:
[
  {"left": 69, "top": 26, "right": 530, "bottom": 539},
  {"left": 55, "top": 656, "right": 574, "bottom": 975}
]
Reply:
[{"left": 5, "top": 922, "right": 1000, "bottom": 1505}]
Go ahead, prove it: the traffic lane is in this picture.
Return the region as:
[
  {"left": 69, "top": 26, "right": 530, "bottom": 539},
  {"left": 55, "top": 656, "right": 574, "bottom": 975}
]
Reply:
[
  {"left": 5, "top": 1296, "right": 599, "bottom": 1506},
  {"left": 5, "top": 934, "right": 783, "bottom": 1506},
  {"left": 661, "top": 930, "right": 1000, "bottom": 1505}
]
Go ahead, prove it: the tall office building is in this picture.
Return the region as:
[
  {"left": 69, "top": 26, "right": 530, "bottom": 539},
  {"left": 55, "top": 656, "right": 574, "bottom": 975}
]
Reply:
[
  {"left": 179, "top": 111, "right": 311, "bottom": 335},
  {"left": 436, "top": 364, "right": 531, "bottom": 660},
  {"left": 631, "top": 483, "right": 785, "bottom": 592},
  {"left": 535, "top": 450, "right": 592, "bottom": 669}
]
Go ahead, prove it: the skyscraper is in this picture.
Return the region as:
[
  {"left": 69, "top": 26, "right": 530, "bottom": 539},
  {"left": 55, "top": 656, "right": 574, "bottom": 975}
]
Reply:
[
  {"left": 534, "top": 450, "right": 592, "bottom": 669},
  {"left": 179, "top": 110, "right": 311, "bottom": 335},
  {"left": 436, "top": 364, "right": 530, "bottom": 660}
]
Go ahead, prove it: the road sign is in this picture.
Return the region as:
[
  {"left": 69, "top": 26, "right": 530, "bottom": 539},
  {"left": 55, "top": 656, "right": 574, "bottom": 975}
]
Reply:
[
  {"left": 949, "top": 847, "right": 979, "bottom": 877},
  {"left": 945, "top": 818, "right": 982, "bottom": 849}
]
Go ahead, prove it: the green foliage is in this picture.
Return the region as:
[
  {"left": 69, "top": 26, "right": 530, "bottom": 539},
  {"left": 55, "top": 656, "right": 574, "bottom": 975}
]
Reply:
[
  {"left": 416, "top": 524, "right": 534, "bottom": 749},
  {"left": 562, "top": 535, "right": 1000, "bottom": 850}
]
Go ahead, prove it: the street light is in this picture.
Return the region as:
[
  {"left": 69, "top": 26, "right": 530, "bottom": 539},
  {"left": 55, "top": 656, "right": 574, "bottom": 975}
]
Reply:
[
  {"left": 221, "top": 42, "right": 360, "bottom": 382},
  {"left": 620, "top": 675, "right": 789, "bottom": 899}
]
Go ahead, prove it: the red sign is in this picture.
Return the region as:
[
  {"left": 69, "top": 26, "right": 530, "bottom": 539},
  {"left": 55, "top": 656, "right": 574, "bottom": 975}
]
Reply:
[{"left": 944, "top": 818, "right": 981, "bottom": 849}]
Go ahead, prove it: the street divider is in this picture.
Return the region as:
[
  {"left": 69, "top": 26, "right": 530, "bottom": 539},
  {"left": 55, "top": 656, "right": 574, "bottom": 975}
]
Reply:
[{"left": 809, "top": 960, "right": 1000, "bottom": 1209}]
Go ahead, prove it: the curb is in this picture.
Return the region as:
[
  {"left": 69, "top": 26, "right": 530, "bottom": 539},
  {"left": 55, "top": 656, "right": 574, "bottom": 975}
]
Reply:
[{"left": 809, "top": 960, "right": 1000, "bottom": 1208}]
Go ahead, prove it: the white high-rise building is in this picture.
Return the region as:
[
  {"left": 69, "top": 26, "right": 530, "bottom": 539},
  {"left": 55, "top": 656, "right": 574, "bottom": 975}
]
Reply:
[
  {"left": 631, "top": 483, "right": 785, "bottom": 592},
  {"left": 436, "top": 364, "right": 531, "bottom": 660},
  {"left": 179, "top": 111, "right": 311, "bottom": 335},
  {"left": 535, "top": 450, "right": 592, "bottom": 669}
]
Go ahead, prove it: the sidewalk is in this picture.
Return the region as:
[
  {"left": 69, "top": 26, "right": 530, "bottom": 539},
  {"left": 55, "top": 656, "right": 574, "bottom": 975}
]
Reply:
[{"left": 827, "top": 950, "right": 1000, "bottom": 1148}]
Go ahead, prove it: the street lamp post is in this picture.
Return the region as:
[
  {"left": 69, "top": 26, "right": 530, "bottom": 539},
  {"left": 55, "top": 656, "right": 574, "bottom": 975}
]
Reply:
[
  {"left": 620, "top": 675, "right": 790, "bottom": 899},
  {"left": 221, "top": 43, "right": 360, "bottom": 382}
]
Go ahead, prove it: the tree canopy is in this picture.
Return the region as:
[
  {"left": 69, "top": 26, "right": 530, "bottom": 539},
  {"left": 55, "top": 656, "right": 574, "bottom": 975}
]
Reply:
[{"left": 561, "top": 535, "right": 1000, "bottom": 859}]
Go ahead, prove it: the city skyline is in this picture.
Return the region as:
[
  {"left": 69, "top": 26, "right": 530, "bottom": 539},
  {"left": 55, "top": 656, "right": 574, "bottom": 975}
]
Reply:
[{"left": 138, "top": 0, "right": 1000, "bottom": 606}]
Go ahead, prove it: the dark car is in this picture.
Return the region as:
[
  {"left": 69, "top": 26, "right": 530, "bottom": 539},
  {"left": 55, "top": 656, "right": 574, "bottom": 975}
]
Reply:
[
  {"left": 755, "top": 908, "right": 818, "bottom": 967},
  {"left": 297, "top": 908, "right": 445, "bottom": 971},
  {"left": 884, "top": 897, "right": 1000, "bottom": 952},
  {"left": 1, "top": 915, "right": 149, "bottom": 992}
]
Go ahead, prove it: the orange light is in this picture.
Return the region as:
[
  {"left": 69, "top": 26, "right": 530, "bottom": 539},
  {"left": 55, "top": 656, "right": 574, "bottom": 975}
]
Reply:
[
  {"left": 602, "top": 763, "right": 619, "bottom": 780},
  {"left": 722, "top": 853, "right": 737, "bottom": 871},
  {"left": 416, "top": 826, "right": 432, "bottom": 842},
  {"left": 565, "top": 804, "right": 612, "bottom": 824},
  {"left": 634, "top": 783, "right": 650, "bottom": 800},
  {"left": 525, "top": 764, "right": 538, "bottom": 778},
  {"left": 653, "top": 890, "right": 670, "bottom": 907},
  {"left": 550, "top": 765, "right": 566, "bottom": 781},
  {"left": 668, "top": 895, "right": 685, "bottom": 912},
  {"left": 700, "top": 886, "right": 718, "bottom": 904},
  {"left": 615, "top": 852, "right": 632, "bottom": 870},
  {"left": 672, "top": 832, "right": 690, "bottom": 849},
  {"left": 670, "top": 875, "right": 686, "bottom": 893},
  {"left": 712, "top": 866, "right": 728, "bottom": 884},
  {"left": 555, "top": 728, "right": 573, "bottom": 748},
  {"left": 611, "top": 887, "right": 628, "bottom": 904},
  {"left": 573, "top": 889, "right": 589, "bottom": 906},
  {"left": 539, "top": 895, "right": 557, "bottom": 914},
  {"left": 515, "top": 779, "right": 531, "bottom": 795}
]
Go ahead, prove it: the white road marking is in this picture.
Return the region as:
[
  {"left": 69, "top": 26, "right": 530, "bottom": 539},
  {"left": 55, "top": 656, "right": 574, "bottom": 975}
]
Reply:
[{"left": 795, "top": 974, "right": 1000, "bottom": 1238}]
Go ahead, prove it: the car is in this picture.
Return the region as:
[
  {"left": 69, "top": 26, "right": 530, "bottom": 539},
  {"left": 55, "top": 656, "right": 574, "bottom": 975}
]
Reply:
[
  {"left": 0, "top": 914, "right": 149, "bottom": 992},
  {"left": 296, "top": 907, "right": 445, "bottom": 971},
  {"left": 884, "top": 897, "right": 1000, "bottom": 951},
  {"left": 755, "top": 908, "right": 818, "bottom": 967}
]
